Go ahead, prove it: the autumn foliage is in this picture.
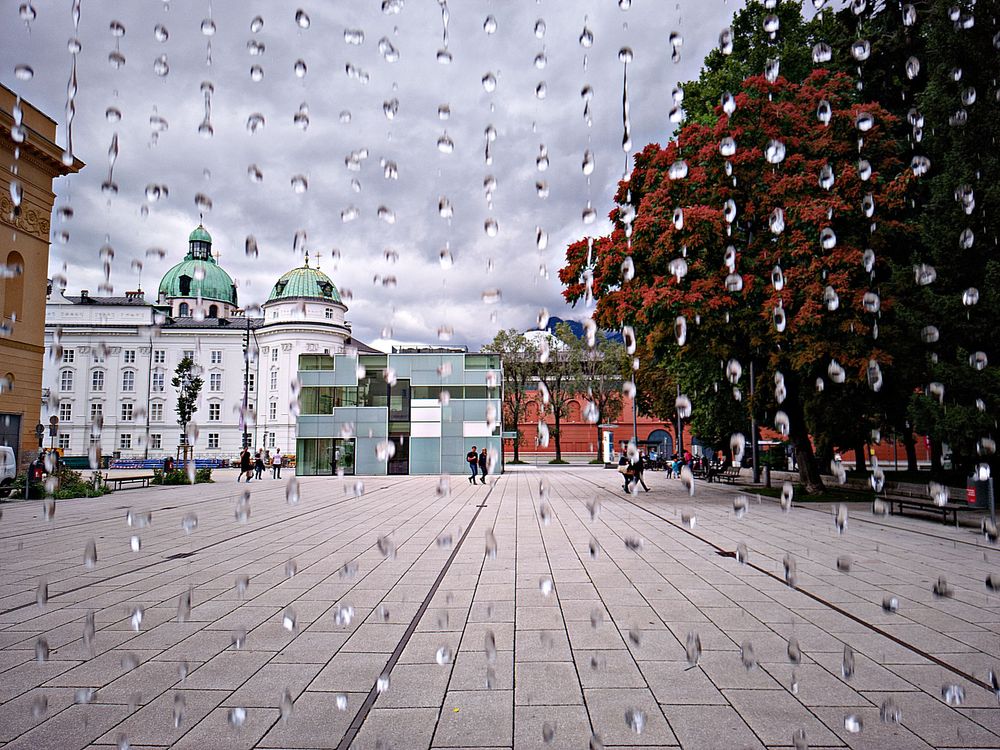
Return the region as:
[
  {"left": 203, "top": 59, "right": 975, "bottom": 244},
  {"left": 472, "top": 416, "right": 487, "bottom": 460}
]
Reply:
[{"left": 561, "top": 70, "right": 913, "bottom": 490}]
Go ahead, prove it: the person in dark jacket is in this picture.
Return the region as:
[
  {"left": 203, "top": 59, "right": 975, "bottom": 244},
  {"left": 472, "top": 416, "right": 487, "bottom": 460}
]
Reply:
[
  {"left": 478, "top": 448, "right": 488, "bottom": 484},
  {"left": 631, "top": 452, "right": 651, "bottom": 492},
  {"left": 253, "top": 450, "right": 265, "bottom": 480},
  {"left": 618, "top": 454, "right": 632, "bottom": 492},
  {"left": 238, "top": 448, "right": 252, "bottom": 483},
  {"left": 466, "top": 446, "right": 479, "bottom": 484}
]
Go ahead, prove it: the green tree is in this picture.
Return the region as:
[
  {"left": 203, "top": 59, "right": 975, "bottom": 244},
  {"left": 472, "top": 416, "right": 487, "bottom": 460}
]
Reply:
[
  {"left": 538, "top": 325, "right": 580, "bottom": 463},
  {"left": 682, "top": 1, "right": 835, "bottom": 125},
  {"left": 172, "top": 356, "right": 203, "bottom": 447},
  {"left": 558, "top": 325, "right": 631, "bottom": 461},
  {"left": 900, "top": 0, "right": 1000, "bottom": 476},
  {"left": 483, "top": 329, "right": 538, "bottom": 463}
]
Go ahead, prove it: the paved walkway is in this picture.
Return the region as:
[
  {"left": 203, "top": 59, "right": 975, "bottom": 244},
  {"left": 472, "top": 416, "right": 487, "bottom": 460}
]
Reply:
[{"left": 0, "top": 467, "right": 997, "bottom": 749}]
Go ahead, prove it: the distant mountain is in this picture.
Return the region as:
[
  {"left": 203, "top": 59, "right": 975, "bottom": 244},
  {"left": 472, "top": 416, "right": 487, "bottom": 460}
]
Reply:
[{"left": 543, "top": 316, "right": 624, "bottom": 343}]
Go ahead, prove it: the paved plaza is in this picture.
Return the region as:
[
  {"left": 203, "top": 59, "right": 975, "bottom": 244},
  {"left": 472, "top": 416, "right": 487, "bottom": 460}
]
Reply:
[{"left": 0, "top": 466, "right": 998, "bottom": 749}]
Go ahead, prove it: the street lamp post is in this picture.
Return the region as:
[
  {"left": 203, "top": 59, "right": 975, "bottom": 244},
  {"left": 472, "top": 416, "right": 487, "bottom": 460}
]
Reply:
[
  {"left": 750, "top": 360, "right": 760, "bottom": 483},
  {"left": 242, "top": 314, "right": 251, "bottom": 451}
]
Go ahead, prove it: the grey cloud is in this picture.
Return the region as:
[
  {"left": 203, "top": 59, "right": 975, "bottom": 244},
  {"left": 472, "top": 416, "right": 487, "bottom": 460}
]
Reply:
[{"left": 2, "top": 0, "right": 732, "bottom": 347}]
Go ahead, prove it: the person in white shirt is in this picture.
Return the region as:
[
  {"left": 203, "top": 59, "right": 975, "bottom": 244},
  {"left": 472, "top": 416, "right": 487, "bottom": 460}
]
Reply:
[{"left": 272, "top": 449, "right": 282, "bottom": 479}]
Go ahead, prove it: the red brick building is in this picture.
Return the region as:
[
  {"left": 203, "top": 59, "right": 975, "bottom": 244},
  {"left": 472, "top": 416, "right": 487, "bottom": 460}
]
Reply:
[{"left": 505, "top": 390, "right": 690, "bottom": 462}]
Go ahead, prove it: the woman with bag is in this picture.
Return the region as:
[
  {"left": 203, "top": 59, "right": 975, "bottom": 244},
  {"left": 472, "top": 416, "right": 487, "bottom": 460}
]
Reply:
[{"left": 617, "top": 454, "right": 632, "bottom": 492}]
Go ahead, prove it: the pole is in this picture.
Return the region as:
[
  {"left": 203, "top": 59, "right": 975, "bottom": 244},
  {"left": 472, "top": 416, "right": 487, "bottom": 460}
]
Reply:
[
  {"left": 632, "top": 386, "right": 638, "bottom": 445},
  {"left": 750, "top": 360, "right": 760, "bottom": 483},
  {"left": 144, "top": 331, "right": 153, "bottom": 460},
  {"left": 242, "top": 315, "right": 250, "bottom": 451},
  {"left": 675, "top": 381, "right": 683, "bottom": 454}
]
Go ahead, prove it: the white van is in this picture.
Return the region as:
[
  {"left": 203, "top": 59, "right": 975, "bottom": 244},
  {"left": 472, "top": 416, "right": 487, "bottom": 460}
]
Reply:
[{"left": 0, "top": 446, "right": 15, "bottom": 497}]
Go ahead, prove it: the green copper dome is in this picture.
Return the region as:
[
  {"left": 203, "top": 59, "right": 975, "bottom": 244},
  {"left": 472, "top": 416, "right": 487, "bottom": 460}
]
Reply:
[
  {"left": 158, "top": 225, "right": 238, "bottom": 307},
  {"left": 189, "top": 225, "right": 212, "bottom": 244},
  {"left": 267, "top": 257, "right": 342, "bottom": 303}
]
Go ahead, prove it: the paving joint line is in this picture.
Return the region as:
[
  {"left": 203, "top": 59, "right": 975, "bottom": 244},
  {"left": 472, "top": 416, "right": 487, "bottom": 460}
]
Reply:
[
  {"left": 573, "top": 471, "right": 999, "bottom": 697},
  {"left": 0, "top": 481, "right": 410, "bottom": 617},
  {"left": 336, "top": 478, "right": 499, "bottom": 750}
]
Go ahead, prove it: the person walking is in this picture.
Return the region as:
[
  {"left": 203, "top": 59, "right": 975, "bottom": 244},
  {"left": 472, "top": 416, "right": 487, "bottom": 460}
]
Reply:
[
  {"left": 632, "top": 452, "right": 651, "bottom": 492},
  {"left": 254, "top": 450, "right": 265, "bottom": 480},
  {"left": 272, "top": 449, "right": 282, "bottom": 479},
  {"left": 238, "top": 447, "right": 252, "bottom": 483},
  {"left": 618, "top": 454, "right": 632, "bottom": 492},
  {"left": 466, "top": 446, "right": 479, "bottom": 484},
  {"left": 478, "top": 447, "right": 488, "bottom": 485}
]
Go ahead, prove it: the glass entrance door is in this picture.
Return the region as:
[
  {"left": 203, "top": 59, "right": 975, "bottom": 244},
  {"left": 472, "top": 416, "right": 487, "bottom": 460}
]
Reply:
[
  {"left": 333, "top": 439, "right": 355, "bottom": 476},
  {"left": 387, "top": 434, "right": 408, "bottom": 475}
]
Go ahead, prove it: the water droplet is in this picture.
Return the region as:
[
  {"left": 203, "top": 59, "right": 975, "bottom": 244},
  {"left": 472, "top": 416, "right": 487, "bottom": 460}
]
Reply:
[
  {"left": 843, "top": 714, "right": 863, "bottom": 733},
  {"left": 14, "top": 64, "right": 34, "bottom": 80},
  {"left": 483, "top": 15, "right": 497, "bottom": 33},
  {"left": 153, "top": 54, "right": 169, "bottom": 77},
  {"left": 291, "top": 175, "right": 308, "bottom": 194},
  {"left": 201, "top": 18, "right": 216, "bottom": 36},
  {"left": 295, "top": 10, "right": 310, "bottom": 29},
  {"left": 624, "top": 708, "right": 646, "bottom": 734},
  {"left": 228, "top": 707, "right": 247, "bottom": 727},
  {"left": 247, "top": 112, "right": 265, "bottom": 133},
  {"left": 437, "top": 133, "right": 454, "bottom": 153},
  {"left": 435, "top": 646, "right": 452, "bottom": 665}
]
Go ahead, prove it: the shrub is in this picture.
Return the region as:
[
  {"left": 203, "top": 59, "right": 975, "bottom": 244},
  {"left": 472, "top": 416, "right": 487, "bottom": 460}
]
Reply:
[
  {"left": 152, "top": 467, "right": 213, "bottom": 485},
  {"left": 8, "top": 466, "right": 111, "bottom": 500}
]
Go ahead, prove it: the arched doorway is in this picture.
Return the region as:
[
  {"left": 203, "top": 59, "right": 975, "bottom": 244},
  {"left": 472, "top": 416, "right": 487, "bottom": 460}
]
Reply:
[{"left": 645, "top": 429, "right": 673, "bottom": 458}]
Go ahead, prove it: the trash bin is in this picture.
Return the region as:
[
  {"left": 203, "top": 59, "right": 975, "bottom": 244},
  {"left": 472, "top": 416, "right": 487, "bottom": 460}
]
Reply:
[{"left": 967, "top": 476, "right": 995, "bottom": 518}]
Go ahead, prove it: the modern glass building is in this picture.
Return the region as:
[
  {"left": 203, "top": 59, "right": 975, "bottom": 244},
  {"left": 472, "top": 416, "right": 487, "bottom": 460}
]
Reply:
[{"left": 295, "top": 350, "right": 503, "bottom": 476}]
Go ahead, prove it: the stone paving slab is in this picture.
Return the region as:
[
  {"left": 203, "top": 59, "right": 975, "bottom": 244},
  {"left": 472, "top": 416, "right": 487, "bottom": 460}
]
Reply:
[{"left": 0, "top": 467, "right": 998, "bottom": 748}]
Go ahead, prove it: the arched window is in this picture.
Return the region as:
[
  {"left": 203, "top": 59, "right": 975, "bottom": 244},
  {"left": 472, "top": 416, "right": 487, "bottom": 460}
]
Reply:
[
  {"left": 59, "top": 370, "right": 73, "bottom": 391},
  {"left": 208, "top": 304, "right": 218, "bottom": 318},
  {"left": 91, "top": 370, "right": 105, "bottom": 392},
  {"left": 179, "top": 275, "right": 192, "bottom": 296},
  {"left": 3, "top": 252, "right": 25, "bottom": 320},
  {"left": 567, "top": 401, "right": 582, "bottom": 422},
  {"left": 178, "top": 302, "right": 190, "bottom": 317},
  {"left": 122, "top": 370, "right": 136, "bottom": 392}
]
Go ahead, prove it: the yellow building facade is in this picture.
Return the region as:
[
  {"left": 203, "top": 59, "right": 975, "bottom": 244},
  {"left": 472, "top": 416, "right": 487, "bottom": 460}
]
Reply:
[{"left": 0, "top": 84, "right": 81, "bottom": 467}]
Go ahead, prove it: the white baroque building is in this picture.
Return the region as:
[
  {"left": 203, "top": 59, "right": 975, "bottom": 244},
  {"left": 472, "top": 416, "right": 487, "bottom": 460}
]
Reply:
[{"left": 42, "top": 225, "right": 373, "bottom": 462}]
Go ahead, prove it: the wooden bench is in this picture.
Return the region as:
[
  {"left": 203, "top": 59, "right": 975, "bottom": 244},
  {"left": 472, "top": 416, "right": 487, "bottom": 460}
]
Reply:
[
  {"left": 716, "top": 465, "right": 742, "bottom": 484},
  {"left": 102, "top": 473, "right": 154, "bottom": 491},
  {"left": 887, "top": 496, "right": 984, "bottom": 525}
]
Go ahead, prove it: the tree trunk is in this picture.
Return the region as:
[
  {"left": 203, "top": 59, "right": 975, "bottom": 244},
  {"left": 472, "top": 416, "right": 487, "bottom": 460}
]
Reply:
[
  {"left": 930, "top": 437, "right": 942, "bottom": 475},
  {"left": 511, "top": 404, "right": 520, "bottom": 463},
  {"left": 783, "top": 379, "right": 825, "bottom": 494},
  {"left": 901, "top": 429, "right": 918, "bottom": 472},
  {"left": 553, "top": 410, "right": 562, "bottom": 461},
  {"left": 853, "top": 440, "right": 867, "bottom": 473}
]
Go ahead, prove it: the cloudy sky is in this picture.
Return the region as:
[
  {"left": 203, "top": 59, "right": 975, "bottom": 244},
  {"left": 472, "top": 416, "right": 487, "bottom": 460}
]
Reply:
[{"left": 2, "top": 0, "right": 733, "bottom": 349}]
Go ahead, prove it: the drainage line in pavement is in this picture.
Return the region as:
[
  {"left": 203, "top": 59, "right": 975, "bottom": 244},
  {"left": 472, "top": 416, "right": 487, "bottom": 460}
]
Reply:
[
  {"left": 0, "top": 482, "right": 403, "bottom": 617},
  {"left": 336, "top": 481, "right": 496, "bottom": 750},
  {"left": 577, "top": 473, "right": 997, "bottom": 696}
]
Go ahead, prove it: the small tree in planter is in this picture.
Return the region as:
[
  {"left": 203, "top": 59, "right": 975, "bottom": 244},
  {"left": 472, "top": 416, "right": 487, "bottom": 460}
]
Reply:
[{"left": 172, "top": 356, "right": 203, "bottom": 465}]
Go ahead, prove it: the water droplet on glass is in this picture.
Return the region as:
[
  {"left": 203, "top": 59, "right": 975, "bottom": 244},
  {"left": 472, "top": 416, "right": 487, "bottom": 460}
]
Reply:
[
  {"left": 295, "top": 10, "right": 310, "bottom": 29},
  {"left": 247, "top": 113, "right": 265, "bottom": 133},
  {"left": 624, "top": 708, "right": 646, "bottom": 734},
  {"left": 153, "top": 54, "right": 169, "bottom": 77}
]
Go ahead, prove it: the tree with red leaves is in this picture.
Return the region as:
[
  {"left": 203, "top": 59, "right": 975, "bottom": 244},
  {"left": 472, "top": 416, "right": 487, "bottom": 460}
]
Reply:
[{"left": 560, "top": 70, "right": 912, "bottom": 493}]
